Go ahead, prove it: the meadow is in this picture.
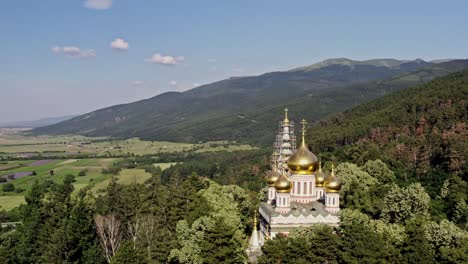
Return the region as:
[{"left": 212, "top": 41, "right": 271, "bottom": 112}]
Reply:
[
  {"left": 0, "top": 133, "right": 254, "bottom": 158},
  {"left": 0, "top": 133, "right": 255, "bottom": 211}
]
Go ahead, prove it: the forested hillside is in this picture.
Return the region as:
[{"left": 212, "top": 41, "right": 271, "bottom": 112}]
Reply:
[
  {"left": 311, "top": 69, "right": 467, "bottom": 176},
  {"left": 3, "top": 64, "right": 467, "bottom": 264},
  {"left": 33, "top": 59, "right": 468, "bottom": 144}
]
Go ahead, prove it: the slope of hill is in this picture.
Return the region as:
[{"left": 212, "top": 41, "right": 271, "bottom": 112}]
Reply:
[
  {"left": 32, "top": 59, "right": 468, "bottom": 145},
  {"left": 310, "top": 70, "right": 468, "bottom": 177}
]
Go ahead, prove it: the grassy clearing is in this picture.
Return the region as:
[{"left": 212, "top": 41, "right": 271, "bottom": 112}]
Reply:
[
  {"left": 90, "top": 168, "right": 152, "bottom": 195},
  {"left": 0, "top": 195, "right": 25, "bottom": 211},
  {"left": 153, "top": 162, "right": 179, "bottom": 170}
]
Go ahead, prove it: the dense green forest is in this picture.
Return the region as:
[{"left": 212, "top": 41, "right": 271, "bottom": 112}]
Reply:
[
  {"left": 32, "top": 59, "right": 468, "bottom": 144},
  {"left": 310, "top": 70, "right": 468, "bottom": 222},
  {"left": 1, "top": 71, "right": 467, "bottom": 263}
]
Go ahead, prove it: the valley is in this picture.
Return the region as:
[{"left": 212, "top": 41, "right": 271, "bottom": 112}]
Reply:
[
  {"left": 1, "top": 67, "right": 467, "bottom": 264},
  {"left": 0, "top": 132, "right": 255, "bottom": 211}
]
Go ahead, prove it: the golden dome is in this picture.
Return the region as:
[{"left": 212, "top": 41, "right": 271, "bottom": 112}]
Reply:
[
  {"left": 274, "top": 170, "right": 292, "bottom": 193},
  {"left": 315, "top": 161, "right": 326, "bottom": 187},
  {"left": 283, "top": 108, "right": 290, "bottom": 124},
  {"left": 267, "top": 163, "right": 281, "bottom": 186},
  {"left": 287, "top": 119, "right": 318, "bottom": 174},
  {"left": 325, "top": 164, "right": 342, "bottom": 193}
]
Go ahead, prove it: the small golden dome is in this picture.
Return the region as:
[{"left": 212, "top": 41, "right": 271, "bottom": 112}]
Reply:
[
  {"left": 287, "top": 119, "right": 318, "bottom": 174},
  {"left": 274, "top": 170, "right": 292, "bottom": 193},
  {"left": 315, "top": 161, "right": 326, "bottom": 187},
  {"left": 325, "top": 164, "right": 342, "bottom": 193},
  {"left": 267, "top": 163, "right": 281, "bottom": 186}
]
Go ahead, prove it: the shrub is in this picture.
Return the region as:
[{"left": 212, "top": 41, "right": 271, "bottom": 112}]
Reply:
[
  {"left": 2, "top": 183, "right": 15, "bottom": 192},
  {"left": 14, "top": 187, "right": 25, "bottom": 193}
]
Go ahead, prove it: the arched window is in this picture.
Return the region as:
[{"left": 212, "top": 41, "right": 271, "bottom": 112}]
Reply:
[
  {"left": 297, "top": 182, "right": 301, "bottom": 195},
  {"left": 310, "top": 182, "right": 312, "bottom": 194},
  {"left": 333, "top": 197, "right": 335, "bottom": 205},
  {"left": 304, "top": 182, "right": 307, "bottom": 194}
]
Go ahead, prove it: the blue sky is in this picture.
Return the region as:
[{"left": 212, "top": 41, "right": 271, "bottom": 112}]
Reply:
[{"left": 1, "top": 0, "right": 467, "bottom": 123}]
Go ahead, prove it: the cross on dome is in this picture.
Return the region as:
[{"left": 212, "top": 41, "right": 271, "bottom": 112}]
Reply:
[
  {"left": 283, "top": 108, "right": 290, "bottom": 124},
  {"left": 300, "top": 119, "right": 307, "bottom": 145}
]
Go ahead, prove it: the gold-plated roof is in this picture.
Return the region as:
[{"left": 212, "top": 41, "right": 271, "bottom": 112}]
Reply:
[
  {"left": 287, "top": 119, "right": 318, "bottom": 174},
  {"left": 315, "top": 160, "right": 326, "bottom": 187},
  {"left": 283, "top": 108, "right": 290, "bottom": 124},
  {"left": 274, "top": 169, "right": 292, "bottom": 193},
  {"left": 267, "top": 162, "right": 281, "bottom": 186},
  {"left": 325, "top": 164, "right": 342, "bottom": 193}
]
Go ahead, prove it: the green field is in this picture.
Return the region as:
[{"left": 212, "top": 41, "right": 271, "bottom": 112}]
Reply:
[
  {"left": 0, "top": 160, "right": 33, "bottom": 171},
  {"left": 0, "top": 159, "right": 178, "bottom": 210},
  {"left": 0, "top": 195, "right": 25, "bottom": 211},
  {"left": 153, "top": 162, "right": 179, "bottom": 170},
  {"left": 90, "top": 168, "right": 152, "bottom": 195},
  {"left": 0, "top": 134, "right": 255, "bottom": 158},
  {"left": 0, "top": 133, "right": 256, "bottom": 211}
]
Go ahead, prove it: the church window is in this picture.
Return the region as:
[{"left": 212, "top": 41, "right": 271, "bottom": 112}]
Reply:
[
  {"left": 297, "top": 182, "right": 301, "bottom": 194},
  {"left": 304, "top": 182, "right": 307, "bottom": 194}
]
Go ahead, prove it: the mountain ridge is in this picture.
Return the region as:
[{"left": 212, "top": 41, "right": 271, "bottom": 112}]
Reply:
[{"left": 32, "top": 58, "right": 468, "bottom": 144}]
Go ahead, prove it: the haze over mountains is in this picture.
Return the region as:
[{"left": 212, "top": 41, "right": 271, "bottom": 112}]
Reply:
[
  {"left": 33, "top": 58, "right": 468, "bottom": 144},
  {"left": 0, "top": 115, "right": 76, "bottom": 128}
]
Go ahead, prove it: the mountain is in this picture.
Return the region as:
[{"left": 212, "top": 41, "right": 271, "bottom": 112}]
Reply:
[
  {"left": 310, "top": 69, "right": 468, "bottom": 177},
  {"left": 290, "top": 58, "right": 424, "bottom": 71},
  {"left": 32, "top": 58, "right": 468, "bottom": 145},
  {"left": 0, "top": 115, "right": 77, "bottom": 128}
]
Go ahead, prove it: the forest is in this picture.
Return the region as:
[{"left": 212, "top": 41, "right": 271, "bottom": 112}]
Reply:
[{"left": 0, "top": 71, "right": 467, "bottom": 263}]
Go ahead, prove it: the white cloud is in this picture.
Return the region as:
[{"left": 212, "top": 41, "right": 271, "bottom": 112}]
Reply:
[
  {"left": 146, "top": 53, "right": 184, "bottom": 65},
  {"left": 110, "top": 38, "right": 129, "bottom": 51},
  {"left": 192, "top": 83, "right": 201, "bottom": 87},
  {"left": 84, "top": 0, "right": 113, "bottom": 10},
  {"left": 132, "top": 81, "right": 143, "bottom": 86},
  {"left": 169, "top": 80, "right": 177, "bottom": 86},
  {"left": 52, "top": 46, "right": 96, "bottom": 58}
]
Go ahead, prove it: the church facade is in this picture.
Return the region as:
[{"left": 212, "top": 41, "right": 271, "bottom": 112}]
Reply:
[{"left": 258, "top": 109, "right": 342, "bottom": 245}]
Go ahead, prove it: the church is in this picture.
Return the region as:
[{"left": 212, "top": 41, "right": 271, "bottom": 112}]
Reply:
[{"left": 257, "top": 109, "right": 342, "bottom": 246}]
